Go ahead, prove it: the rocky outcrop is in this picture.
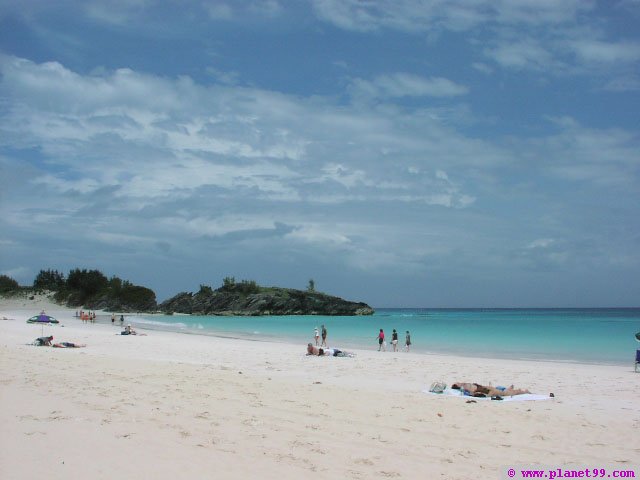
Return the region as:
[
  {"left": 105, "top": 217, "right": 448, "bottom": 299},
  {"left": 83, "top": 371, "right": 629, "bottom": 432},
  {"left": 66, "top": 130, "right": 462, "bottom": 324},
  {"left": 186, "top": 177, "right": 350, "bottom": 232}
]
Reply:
[{"left": 159, "top": 288, "right": 374, "bottom": 316}]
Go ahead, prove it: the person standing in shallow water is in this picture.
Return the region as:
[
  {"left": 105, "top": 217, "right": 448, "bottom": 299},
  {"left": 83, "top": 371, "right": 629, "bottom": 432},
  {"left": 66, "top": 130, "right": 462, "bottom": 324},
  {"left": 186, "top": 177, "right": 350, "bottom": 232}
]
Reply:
[
  {"left": 314, "top": 326, "right": 320, "bottom": 346},
  {"left": 377, "top": 329, "right": 386, "bottom": 351},
  {"left": 405, "top": 330, "right": 411, "bottom": 352},
  {"left": 321, "top": 325, "right": 327, "bottom": 347},
  {"left": 391, "top": 329, "right": 398, "bottom": 352}
]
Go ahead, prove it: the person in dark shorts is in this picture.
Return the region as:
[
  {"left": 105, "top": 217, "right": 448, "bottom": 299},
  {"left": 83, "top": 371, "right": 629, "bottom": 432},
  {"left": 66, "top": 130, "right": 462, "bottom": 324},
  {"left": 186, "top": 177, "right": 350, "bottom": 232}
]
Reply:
[{"left": 377, "top": 329, "right": 385, "bottom": 351}]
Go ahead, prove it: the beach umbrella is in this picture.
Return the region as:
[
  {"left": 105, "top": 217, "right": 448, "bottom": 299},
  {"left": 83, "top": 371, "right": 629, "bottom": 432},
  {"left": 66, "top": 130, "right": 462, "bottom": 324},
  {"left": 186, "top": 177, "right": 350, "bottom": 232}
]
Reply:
[
  {"left": 27, "top": 313, "right": 59, "bottom": 324},
  {"left": 27, "top": 311, "right": 58, "bottom": 337}
]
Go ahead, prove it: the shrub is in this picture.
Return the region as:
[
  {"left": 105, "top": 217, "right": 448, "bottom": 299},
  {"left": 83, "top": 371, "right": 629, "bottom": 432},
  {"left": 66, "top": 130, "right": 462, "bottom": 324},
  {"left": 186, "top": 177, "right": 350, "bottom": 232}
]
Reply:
[{"left": 219, "top": 277, "right": 260, "bottom": 294}]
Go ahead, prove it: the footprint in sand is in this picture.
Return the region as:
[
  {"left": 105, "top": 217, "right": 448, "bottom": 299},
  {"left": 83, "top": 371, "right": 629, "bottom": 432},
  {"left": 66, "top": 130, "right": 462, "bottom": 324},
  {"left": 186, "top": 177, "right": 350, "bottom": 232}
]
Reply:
[{"left": 379, "top": 471, "right": 400, "bottom": 477}]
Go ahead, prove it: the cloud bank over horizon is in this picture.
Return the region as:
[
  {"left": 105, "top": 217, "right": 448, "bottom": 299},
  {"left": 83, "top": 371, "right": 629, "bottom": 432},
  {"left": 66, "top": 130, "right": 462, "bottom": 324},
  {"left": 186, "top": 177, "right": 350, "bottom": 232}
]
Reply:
[{"left": 1, "top": 0, "right": 638, "bottom": 307}]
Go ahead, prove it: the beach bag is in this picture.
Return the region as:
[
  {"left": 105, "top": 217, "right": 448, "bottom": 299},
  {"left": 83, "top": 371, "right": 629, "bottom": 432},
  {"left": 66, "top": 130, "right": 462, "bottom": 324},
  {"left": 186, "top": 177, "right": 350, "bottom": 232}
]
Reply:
[{"left": 429, "top": 381, "right": 447, "bottom": 394}]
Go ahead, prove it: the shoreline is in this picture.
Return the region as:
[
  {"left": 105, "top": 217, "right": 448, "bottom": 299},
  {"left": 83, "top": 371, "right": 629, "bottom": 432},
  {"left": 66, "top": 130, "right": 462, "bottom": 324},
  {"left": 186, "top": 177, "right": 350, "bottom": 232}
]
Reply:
[
  {"left": 100, "top": 315, "right": 636, "bottom": 368},
  {"left": 2, "top": 297, "right": 639, "bottom": 479},
  {"left": 4, "top": 294, "right": 634, "bottom": 367}
]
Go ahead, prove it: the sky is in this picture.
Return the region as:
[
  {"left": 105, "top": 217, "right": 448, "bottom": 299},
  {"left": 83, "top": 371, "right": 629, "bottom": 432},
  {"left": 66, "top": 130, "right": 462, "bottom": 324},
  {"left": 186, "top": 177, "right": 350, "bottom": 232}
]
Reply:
[{"left": 0, "top": 0, "right": 639, "bottom": 307}]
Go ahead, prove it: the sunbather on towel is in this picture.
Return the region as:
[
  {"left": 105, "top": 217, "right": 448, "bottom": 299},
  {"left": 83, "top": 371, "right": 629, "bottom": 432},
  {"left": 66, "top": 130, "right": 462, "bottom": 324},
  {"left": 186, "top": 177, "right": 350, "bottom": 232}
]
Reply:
[
  {"left": 53, "top": 342, "right": 86, "bottom": 348},
  {"left": 306, "top": 343, "right": 354, "bottom": 357},
  {"left": 451, "top": 382, "right": 530, "bottom": 397}
]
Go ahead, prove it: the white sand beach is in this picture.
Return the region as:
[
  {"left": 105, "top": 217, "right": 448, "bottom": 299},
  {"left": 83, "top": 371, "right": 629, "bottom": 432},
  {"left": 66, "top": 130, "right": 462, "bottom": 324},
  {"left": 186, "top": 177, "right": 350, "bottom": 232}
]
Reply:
[{"left": 1, "top": 295, "right": 638, "bottom": 479}]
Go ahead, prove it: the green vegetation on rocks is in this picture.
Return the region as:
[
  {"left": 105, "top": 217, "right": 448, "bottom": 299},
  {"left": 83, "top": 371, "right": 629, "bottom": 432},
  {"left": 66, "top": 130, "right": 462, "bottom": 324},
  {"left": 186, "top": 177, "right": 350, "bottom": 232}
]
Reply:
[
  {"left": 0, "top": 271, "right": 374, "bottom": 316},
  {"left": 159, "top": 280, "right": 374, "bottom": 316}
]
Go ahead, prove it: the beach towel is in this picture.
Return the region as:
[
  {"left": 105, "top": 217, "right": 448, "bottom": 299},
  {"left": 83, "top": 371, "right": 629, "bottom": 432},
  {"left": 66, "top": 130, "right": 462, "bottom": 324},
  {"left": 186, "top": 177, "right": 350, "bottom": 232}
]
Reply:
[{"left": 422, "top": 387, "right": 551, "bottom": 402}]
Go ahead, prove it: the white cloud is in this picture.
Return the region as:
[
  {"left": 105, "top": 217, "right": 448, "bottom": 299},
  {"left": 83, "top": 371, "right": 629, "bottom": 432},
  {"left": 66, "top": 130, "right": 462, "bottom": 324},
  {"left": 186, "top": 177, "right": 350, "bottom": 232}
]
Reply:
[
  {"left": 472, "top": 62, "right": 493, "bottom": 75},
  {"left": 532, "top": 118, "right": 640, "bottom": 187},
  {"left": 311, "top": 0, "right": 590, "bottom": 33},
  {"left": 492, "top": 0, "right": 590, "bottom": 26},
  {"left": 484, "top": 38, "right": 559, "bottom": 71},
  {"left": 349, "top": 73, "right": 469, "bottom": 99},
  {"left": 1, "top": 54, "right": 636, "bottom": 297},
  {"left": 247, "top": 0, "right": 283, "bottom": 18},
  {"left": 205, "top": 2, "right": 234, "bottom": 20},
  {"left": 603, "top": 75, "right": 640, "bottom": 92},
  {"left": 527, "top": 238, "right": 555, "bottom": 249},
  {"left": 0, "top": 56, "right": 488, "bottom": 228},
  {"left": 435, "top": 170, "right": 449, "bottom": 181},
  {"left": 313, "top": 0, "right": 640, "bottom": 80},
  {"left": 569, "top": 39, "right": 640, "bottom": 64},
  {"left": 84, "top": 0, "right": 151, "bottom": 25},
  {"left": 320, "top": 163, "right": 369, "bottom": 188},
  {"left": 285, "top": 224, "right": 352, "bottom": 247}
]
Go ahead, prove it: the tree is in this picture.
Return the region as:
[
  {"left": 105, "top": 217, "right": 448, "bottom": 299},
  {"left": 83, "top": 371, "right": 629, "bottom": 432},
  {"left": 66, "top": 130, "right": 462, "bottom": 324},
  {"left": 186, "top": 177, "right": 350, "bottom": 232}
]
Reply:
[
  {"left": 222, "top": 277, "right": 236, "bottom": 290},
  {"left": 307, "top": 279, "right": 315, "bottom": 292},
  {"left": 66, "top": 269, "right": 109, "bottom": 298},
  {"left": 118, "top": 284, "right": 156, "bottom": 310},
  {"left": 0, "top": 275, "right": 19, "bottom": 292},
  {"left": 33, "top": 269, "right": 65, "bottom": 291}
]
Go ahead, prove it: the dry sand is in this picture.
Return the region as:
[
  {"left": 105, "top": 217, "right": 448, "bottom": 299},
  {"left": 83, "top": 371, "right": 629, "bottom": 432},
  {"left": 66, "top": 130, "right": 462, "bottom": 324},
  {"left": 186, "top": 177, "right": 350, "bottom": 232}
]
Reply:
[{"left": 1, "top": 294, "right": 639, "bottom": 479}]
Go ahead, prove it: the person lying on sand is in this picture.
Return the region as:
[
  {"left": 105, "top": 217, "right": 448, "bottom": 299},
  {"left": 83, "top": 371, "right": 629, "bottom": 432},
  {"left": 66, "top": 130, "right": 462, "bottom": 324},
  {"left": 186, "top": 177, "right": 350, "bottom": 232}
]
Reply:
[
  {"left": 33, "top": 335, "right": 54, "bottom": 346},
  {"left": 306, "top": 343, "right": 355, "bottom": 357},
  {"left": 451, "top": 382, "right": 531, "bottom": 397},
  {"left": 53, "top": 342, "right": 86, "bottom": 348}
]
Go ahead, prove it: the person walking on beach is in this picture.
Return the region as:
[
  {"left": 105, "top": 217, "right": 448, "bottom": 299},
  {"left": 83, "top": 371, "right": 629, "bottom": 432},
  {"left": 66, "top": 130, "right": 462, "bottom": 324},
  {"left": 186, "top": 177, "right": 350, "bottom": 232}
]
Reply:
[
  {"left": 111, "top": 313, "right": 115, "bottom": 325},
  {"left": 405, "top": 331, "right": 411, "bottom": 352},
  {"left": 377, "top": 329, "right": 386, "bottom": 351},
  {"left": 391, "top": 329, "right": 398, "bottom": 352},
  {"left": 120, "top": 315, "right": 124, "bottom": 326},
  {"left": 321, "top": 325, "right": 327, "bottom": 347},
  {"left": 314, "top": 326, "right": 320, "bottom": 346}
]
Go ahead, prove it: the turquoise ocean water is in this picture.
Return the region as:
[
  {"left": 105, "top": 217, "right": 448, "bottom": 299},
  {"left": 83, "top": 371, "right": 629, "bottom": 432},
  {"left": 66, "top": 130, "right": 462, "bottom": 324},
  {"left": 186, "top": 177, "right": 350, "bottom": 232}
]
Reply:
[{"left": 121, "top": 308, "right": 640, "bottom": 366}]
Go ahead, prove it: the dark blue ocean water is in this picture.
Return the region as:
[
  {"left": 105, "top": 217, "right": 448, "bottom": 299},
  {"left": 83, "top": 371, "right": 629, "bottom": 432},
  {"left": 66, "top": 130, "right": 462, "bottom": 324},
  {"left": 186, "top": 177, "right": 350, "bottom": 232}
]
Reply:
[{"left": 127, "top": 308, "right": 640, "bottom": 365}]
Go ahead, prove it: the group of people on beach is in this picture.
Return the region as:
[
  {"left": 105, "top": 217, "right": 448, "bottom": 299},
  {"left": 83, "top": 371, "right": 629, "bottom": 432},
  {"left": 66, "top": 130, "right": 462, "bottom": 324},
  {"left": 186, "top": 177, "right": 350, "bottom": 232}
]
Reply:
[
  {"left": 309, "top": 325, "right": 412, "bottom": 356},
  {"left": 308, "top": 325, "right": 355, "bottom": 357},
  {"left": 376, "top": 328, "right": 411, "bottom": 352},
  {"left": 31, "top": 309, "right": 140, "bottom": 350},
  {"left": 77, "top": 310, "right": 96, "bottom": 323}
]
